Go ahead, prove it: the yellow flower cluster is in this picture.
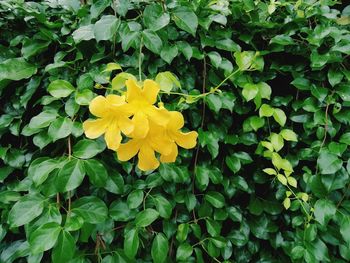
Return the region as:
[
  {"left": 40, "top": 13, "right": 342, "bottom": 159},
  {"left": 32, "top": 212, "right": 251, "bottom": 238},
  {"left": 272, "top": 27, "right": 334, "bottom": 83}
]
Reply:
[{"left": 83, "top": 79, "right": 198, "bottom": 171}]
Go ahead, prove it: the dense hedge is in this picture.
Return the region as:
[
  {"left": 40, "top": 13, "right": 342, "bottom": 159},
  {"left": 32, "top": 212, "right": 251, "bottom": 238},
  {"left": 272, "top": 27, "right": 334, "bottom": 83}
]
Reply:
[{"left": 1, "top": 0, "right": 350, "bottom": 262}]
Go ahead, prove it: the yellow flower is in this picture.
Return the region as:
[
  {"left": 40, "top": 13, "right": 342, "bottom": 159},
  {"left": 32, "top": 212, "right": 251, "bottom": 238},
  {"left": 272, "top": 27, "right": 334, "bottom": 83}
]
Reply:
[
  {"left": 160, "top": 111, "right": 198, "bottom": 163},
  {"left": 125, "top": 79, "right": 170, "bottom": 138},
  {"left": 83, "top": 95, "right": 134, "bottom": 151},
  {"left": 116, "top": 122, "right": 172, "bottom": 171}
]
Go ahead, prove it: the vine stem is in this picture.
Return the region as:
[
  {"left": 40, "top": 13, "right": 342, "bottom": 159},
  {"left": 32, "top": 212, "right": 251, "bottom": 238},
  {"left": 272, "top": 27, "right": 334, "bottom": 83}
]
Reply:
[
  {"left": 192, "top": 56, "right": 207, "bottom": 222},
  {"left": 138, "top": 37, "right": 143, "bottom": 81}
]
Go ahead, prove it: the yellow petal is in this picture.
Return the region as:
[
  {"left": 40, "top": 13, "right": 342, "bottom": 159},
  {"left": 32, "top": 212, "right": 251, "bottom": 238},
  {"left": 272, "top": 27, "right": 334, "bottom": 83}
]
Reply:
[
  {"left": 118, "top": 116, "right": 134, "bottom": 135},
  {"left": 138, "top": 144, "right": 159, "bottom": 171},
  {"left": 160, "top": 143, "right": 178, "bottom": 163},
  {"left": 83, "top": 119, "right": 108, "bottom": 139},
  {"left": 145, "top": 106, "right": 170, "bottom": 127},
  {"left": 142, "top": 79, "right": 160, "bottom": 104},
  {"left": 150, "top": 135, "right": 173, "bottom": 156},
  {"left": 104, "top": 121, "right": 122, "bottom": 151},
  {"left": 117, "top": 139, "right": 141, "bottom": 161},
  {"left": 174, "top": 131, "right": 198, "bottom": 149},
  {"left": 126, "top": 79, "right": 142, "bottom": 102},
  {"left": 168, "top": 111, "right": 184, "bottom": 130},
  {"left": 89, "top": 96, "right": 109, "bottom": 117},
  {"left": 106, "top": 94, "right": 126, "bottom": 106},
  {"left": 131, "top": 112, "right": 149, "bottom": 138}
]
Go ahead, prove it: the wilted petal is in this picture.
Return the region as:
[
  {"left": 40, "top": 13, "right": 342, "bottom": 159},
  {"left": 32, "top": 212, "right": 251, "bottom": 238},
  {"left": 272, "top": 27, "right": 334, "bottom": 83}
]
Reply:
[
  {"left": 89, "top": 96, "right": 109, "bottom": 117},
  {"left": 126, "top": 79, "right": 142, "bottom": 102},
  {"left": 138, "top": 144, "right": 159, "bottom": 171},
  {"left": 83, "top": 119, "right": 108, "bottom": 139},
  {"left": 132, "top": 112, "right": 149, "bottom": 138},
  {"left": 142, "top": 79, "right": 160, "bottom": 104},
  {"left": 119, "top": 116, "right": 134, "bottom": 135},
  {"left": 174, "top": 131, "right": 198, "bottom": 149},
  {"left": 104, "top": 121, "right": 122, "bottom": 151},
  {"left": 117, "top": 139, "right": 141, "bottom": 161},
  {"left": 160, "top": 143, "right": 178, "bottom": 163}
]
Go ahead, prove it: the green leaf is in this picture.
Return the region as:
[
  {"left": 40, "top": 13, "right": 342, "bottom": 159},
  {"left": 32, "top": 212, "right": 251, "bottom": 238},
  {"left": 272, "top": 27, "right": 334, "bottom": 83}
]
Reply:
[
  {"left": 72, "top": 25, "right": 95, "bottom": 43},
  {"left": 90, "top": 0, "right": 111, "bottom": 18},
  {"left": 225, "top": 155, "right": 241, "bottom": 173},
  {"left": 75, "top": 89, "right": 94, "bottom": 105},
  {"left": 291, "top": 77, "right": 311, "bottom": 90},
  {"left": 317, "top": 151, "right": 343, "bottom": 174},
  {"left": 109, "top": 201, "right": 135, "bottom": 222},
  {"left": 205, "top": 191, "right": 225, "bottom": 208},
  {"left": 176, "top": 243, "right": 193, "bottom": 261},
  {"left": 56, "top": 159, "right": 85, "bottom": 192},
  {"left": 206, "top": 94, "right": 222, "bottom": 113},
  {"left": 8, "top": 195, "right": 44, "bottom": 227},
  {"left": 242, "top": 83, "right": 259, "bottom": 101},
  {"left": 273, "top": 108, "right": 287, "bottom": 126},
  {"left": 172, "top": 6, "right": 198, "bottom": 36},
  {"left": 29, "top": 110, "right": 58, "bottom": 129},
  {"left": 71, "top": 196, "right": 108, "bottom": 224},
  {"left": 160, "top": 45, "right": 178, "bottom": 64},
  {"left": 29, "top": 222, "right": 61, "bottom": 254},
  {"left": 259, "top": 104, "right": 274, "bottom": 117},
  {"left": 112, "top": 72, "right": 137, "bottom": 90},
  {"left": 142, "top": 30, "right": 163, "bottom": 54},
  {"left": 155, "top": 71, "right": 180, "bottom": 93},
  {"left": 208, "top": 51, "right": 222, "bottom": 68},
  {"left": 72, "top": 139, "right": 106, "bottom": 159},
  {"left": 51, "top": 231, "right": 75, "bottom": 263},
  {"left": 176, "top": 223, "right": 189, "bottom": 242},
  {"left": 280, "top": 129, "right": 298, "bottom": 142},
  {"left": 340, "top": 216, "right": 350, "bottom": 244},
  {"left": 135, "top": 208, "right": 159, "bottom": 227},
  {"left": 28, "top": 158, "right": 59, "bottom": 186},
  {"left": 48, "top": 117, "right": 73, "bottom": 142},
  {"left": 328, "top": 68, "right": 343, "bottom": 87},
  {"left": 0, "top": 58, "right": 37, "bottom": 81},
  {"left": 84, "top": 159, "right": 108, "bottom": 187},
  {"left": 154, "top": 195, "right": 172, "bottom": 219},
  {"left": 94, "top": 15, "right": 119, "bottom": 42},
  {"left": 124, "top": 229, "right": 139, "bottom": 259},
  {"left": 127, "top": 189, "right": 144, "bottom": 209},
  {"left": 47, "top": 80, "right": 75, "bottom": 98},
  {"left": 314, "top": 199, "right": 336, "bottom": 226},
  {"left": 144, "top": 4, "right": 170, "bottom": 31},
  {"left": 177, "top": 41, "right": 192, "bottom": 60},
  {"left": 195, "top": 166, "right": 209, "bottom": 190},
  {"left": 151, "top": 233, "right": 169, "bottom": 263},
  {"left": 270, "top": 133, "right": 284, "bottom": 152}
]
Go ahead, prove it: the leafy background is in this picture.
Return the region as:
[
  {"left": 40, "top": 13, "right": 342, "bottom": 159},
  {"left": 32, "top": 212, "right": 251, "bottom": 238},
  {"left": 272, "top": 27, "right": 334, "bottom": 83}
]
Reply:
[{"left": 1, "top": 0, "right": 350, "bottom": 262}]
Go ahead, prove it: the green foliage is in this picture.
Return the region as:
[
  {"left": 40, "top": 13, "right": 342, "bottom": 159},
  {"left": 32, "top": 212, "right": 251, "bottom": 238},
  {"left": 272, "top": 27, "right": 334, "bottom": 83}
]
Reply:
[{"left": 1, "top": 0, "right": 350, "bottom": 262}]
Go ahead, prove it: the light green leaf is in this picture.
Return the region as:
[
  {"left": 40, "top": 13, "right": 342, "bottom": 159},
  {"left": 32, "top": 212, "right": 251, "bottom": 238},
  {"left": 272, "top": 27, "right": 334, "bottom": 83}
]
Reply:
[
  {"left": 242, "top": 83, "right": 259, "bottom": 101},
  {"left": 73, "top": 139, "right": 106, "bottom": 159},
  {"left": 280, "top": 129, "right": 298, "bottom": 142},
  {"left": 273, "top": 108, "right": 287, "bottom": 126},
  {"left": 176, "top": 243, "right": 193, "bottom": 261},
  {"left": 47, "top": 80, "right": 75, "bottom": 98},
  {"left": 259, "top": 104, "right": 274, "bottom": 117},
  {"left": 72, "top": 25, "right": 95, "bottom": 43},
  {"left": 270, "top": 133, "right": 284, "bottom": 152}
]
